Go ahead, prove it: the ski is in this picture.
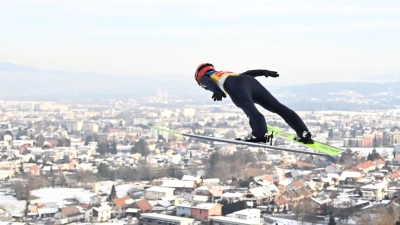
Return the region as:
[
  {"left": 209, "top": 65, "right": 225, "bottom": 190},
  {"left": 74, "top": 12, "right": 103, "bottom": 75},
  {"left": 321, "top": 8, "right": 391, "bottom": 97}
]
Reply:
[
  {"left": 140, "top": 122, "right": 337, "bottom": 161},
  {"left": 267, "top": 125, "right": 344, "bottom": 156}
]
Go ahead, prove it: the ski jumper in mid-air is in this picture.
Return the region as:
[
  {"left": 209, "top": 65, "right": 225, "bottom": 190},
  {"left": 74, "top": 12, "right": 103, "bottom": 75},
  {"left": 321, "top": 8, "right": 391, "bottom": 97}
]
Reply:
[{"left": 194, "top": 63, "right": 314, "bottom": 144}]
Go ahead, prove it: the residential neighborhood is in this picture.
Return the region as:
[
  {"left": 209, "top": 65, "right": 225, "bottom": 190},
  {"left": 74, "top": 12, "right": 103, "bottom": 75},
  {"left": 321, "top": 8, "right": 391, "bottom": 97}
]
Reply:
[{"left": 0, "top": 98, "right": 400, "bottom": 225}]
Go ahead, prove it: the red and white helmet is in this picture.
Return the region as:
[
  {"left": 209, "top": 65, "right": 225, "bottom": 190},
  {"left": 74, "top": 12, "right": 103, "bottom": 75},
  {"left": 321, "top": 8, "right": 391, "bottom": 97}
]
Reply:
[{"left": 194, "top": 63, "right": 215, "bottom": 86}]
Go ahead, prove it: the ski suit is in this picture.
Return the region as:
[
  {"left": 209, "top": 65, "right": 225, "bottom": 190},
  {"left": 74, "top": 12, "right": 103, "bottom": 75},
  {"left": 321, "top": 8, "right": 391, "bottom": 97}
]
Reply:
[{"left": 200, "top": 69, "right": 309, "bottom": 138}]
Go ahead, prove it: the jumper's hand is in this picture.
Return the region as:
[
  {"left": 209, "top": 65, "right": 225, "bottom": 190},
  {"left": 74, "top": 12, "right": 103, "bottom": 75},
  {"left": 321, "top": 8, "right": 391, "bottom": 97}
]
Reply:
[
  {"left": 263, "top": 70, "right": 279, "bottom": 78},
  {"left": 212, "top": 89, "right": 226, "bottom": 101}
]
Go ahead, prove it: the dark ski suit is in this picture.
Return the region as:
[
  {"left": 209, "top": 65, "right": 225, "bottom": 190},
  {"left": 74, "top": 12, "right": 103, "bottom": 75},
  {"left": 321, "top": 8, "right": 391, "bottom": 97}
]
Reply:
[{"left": 200, "top": 70, "right": 309, "bottom": 138}]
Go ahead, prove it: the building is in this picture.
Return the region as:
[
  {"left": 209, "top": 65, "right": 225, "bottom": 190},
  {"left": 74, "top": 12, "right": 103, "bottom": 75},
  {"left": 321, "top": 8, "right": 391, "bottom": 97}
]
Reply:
[
  {"left": 139, "top": 213, "right": 194, "bottom": 225},
  {"left": 89, "top": 194, "right": 108, "bottom": 206},
  {"left": 161, "top": 180, "right": 197, "bottom": 195},
  {"left": 191, "top": 203, "right": 222, "bottom": 221},
  {"left": 233, "top": 209, "right": 261, "bottom": 224},
  {"left": 210, "top": 216, "right": 262, "bottom": 225},
  {"left": 361, "top": 183, "right": 388, "bottom": 201},
  {"left": 145, "top": 186, "right": 175, "bottom": 200},
  {"left": 85, "top": 203, "right": 111, "bottom": 223},
  {"left": 176, "top": 201, "right": 195, "bottom": 217},
  {"left": 54, "top": 206, "right": 81, "bottom": 224},
  {"left": 110, "top": 196, "right": 134, "bottom": 218},
  {"left": 0, "top": 169, "right": 15, "bottom": 180}
]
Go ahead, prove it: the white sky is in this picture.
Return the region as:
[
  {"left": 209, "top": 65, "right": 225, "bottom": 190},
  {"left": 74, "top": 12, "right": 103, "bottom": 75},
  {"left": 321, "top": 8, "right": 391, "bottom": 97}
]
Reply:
[{"left": 1, "top": 0, "right": 400, "bottom": 85}]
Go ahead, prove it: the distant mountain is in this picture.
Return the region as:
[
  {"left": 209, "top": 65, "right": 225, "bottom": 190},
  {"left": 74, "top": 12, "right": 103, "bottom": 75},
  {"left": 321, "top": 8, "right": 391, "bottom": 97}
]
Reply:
[
  {"left": 0, "top": 62, "right": 41, "bottom": 72},
  {"left": 1, "top": 62, "right": 399, "bottom": 110}
]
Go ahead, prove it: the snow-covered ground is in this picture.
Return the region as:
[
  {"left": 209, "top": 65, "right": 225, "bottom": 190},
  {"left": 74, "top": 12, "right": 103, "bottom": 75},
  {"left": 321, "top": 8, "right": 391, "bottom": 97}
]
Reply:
[
  {"left": 0, "top": 193, "right": 26, "bottom": 214},
  {"left": 97, "top": 181, "right": 135, "bottom": 197},
  {"left": 31, "top": 188, "right": 96, "bottom": 204}
]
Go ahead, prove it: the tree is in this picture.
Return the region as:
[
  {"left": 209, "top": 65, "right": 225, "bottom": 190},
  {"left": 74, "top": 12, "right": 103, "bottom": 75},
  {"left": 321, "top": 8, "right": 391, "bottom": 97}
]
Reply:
[
  {"left": 131, "top": 139, "right": 149, "bottom": 156},
  {"left": 85, "top": 136, "right": 93, "bottom": 145},
  {"left": 97, "top": 163, "right": 109, "bottom": 178},
  {"left": 36, "top": 134, "right": 45, "bottom": 146},
  {"left": 136, "top": 211, "right": 141, "bottom": 219},
  {"left": 110, "top": 141, "right": 117, "bottom": 154},
  {"left": 65, "top": 138, "right": 71, "bottom": 147},
  {"left": 367, "top": 153, "right": 372, "bottom": 161},
  {"left": 328, "top": 215, "right": 336, "bottom": 225},
  {"left": 108, "top": 184, "right": 117, "bottom": 201},
  {"left": 57, "top": 138, "right": 64, "bottom": 147},
  {"left": 98, "top": 143, "right": 109, "bottom": 155},
  {"left": 328, "top": 128, "right": 334, "bottom": 139}
]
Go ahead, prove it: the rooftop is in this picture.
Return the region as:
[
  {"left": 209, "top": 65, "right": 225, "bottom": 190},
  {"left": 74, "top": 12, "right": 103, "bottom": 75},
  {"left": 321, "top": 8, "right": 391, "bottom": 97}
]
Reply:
[{"left": 141, "top": 213, "right": 195, "bottom": 222}]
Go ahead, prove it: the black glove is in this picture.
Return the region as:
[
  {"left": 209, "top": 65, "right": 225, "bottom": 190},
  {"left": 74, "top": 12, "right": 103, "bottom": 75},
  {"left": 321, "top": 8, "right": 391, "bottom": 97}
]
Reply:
[
  {"left": 212, "top": 89, "right": 227, "bottom": 101},
  {"left": 263, "top": 70, "right": 279, "bottom": 78}
]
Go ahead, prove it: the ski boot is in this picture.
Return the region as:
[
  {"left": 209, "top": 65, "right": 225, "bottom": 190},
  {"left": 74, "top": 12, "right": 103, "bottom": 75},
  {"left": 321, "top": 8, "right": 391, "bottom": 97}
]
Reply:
[
  {"left": 235, "top": 132, "right": 273, "bottom": 144},
  {"left": 294, "top": 130, "right": 314, "bottom": 144}
]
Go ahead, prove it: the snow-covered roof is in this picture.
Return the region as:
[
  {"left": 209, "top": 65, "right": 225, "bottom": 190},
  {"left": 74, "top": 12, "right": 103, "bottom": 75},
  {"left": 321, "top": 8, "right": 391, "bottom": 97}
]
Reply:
[
  {"left": 203, "top": 178, "right": 220, "bottom": 183},
  {"left": 126, "top": 208, "right": 139, "bottom": 213},
  {"left": 193, "top": 195, "right": 208, "bottom": 202},
  {"left": 249, "top": 187, "right": 271, "bottom": 198},
  {"left": 38, "top": 208, "right": 58, "bottom": 214},
  {"left": 361, "top": 182, "right": 387, "bottom": 190},
  {"left": 161, "top": 180, "right": 194, "bottom": 188},
  {"left": 221, "top": 192, "right": 244, "bottom": 198},
  {"left": 210, "top": 216, "right": 258, "bottom": 225},
  {"left": 176, "top": 200, "right": 195, "bottom": 208},
  {"left": 194, "top": 203, "right": 219, "bottom": 210},
  {"left": 182, "top": 175, "right": 201, "bottom": 181},
  {"left": 146, "top": 186, "right": 175, "bottom": 192},
  {"left": 234, "top": 208, "right": 260, "bottom": 215},
  {"left": 311, "top": 196, "right": 332, "bottom": 205},
  {"left": 339, "top": 171, "right": 362, "bottom": 180}
]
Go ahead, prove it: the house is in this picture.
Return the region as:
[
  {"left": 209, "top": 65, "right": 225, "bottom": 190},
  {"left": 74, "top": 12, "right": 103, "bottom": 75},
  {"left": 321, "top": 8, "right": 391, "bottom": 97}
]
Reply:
[
  {"left": 131, "top": 199, "right": 153, "bottom": 213},
  {"left": 85, "top": 203, "right": 111, "bottom": 223},
  {"left": 54, "top": 206, "right": 81, "bottom": 224},
  {"left": 182, "top": 175, "right": 203, "bottom": 184},
  {"left": 203, "top": 178, "right": 220, "bottom": 186},
  {"left": 233, "top": 208, "right": 261, "bottom": 224},
  {"left": 89, "top": 194, "right": 107, "bottom": 206},
  {"left": 269, "top": 198, "right": 289, "bottom": 213},
  {"left": 161, "top": 195, "right": 189, "bottom": 206},
  {"left": 139, "top": 213, "right": 194, "bottom": 225},
  {"left": 176, "top": 200, "right": 195, "bottom": 217},
  {"left": 339, "top": 171, "right": 363, "bottom": 186},
  {"left": 161, "top": 180, "right": 197, "bottom": 194},
  {"left": 110, "top": 196, "right": 134, "bottom": 218},
  {"left": 310, "top": 195, "right": 334, "bottom": 215},
  {"left": 210, "top": 216, "right": 262, "bottom": 225},
  {"left": 152, "top": 201, "right": 172, "bottom": 212},
  {"left": 361, "top": 182, "right": 388, "bottom": 201},
  {"left": 220, "top": 192, "right": 245, "bottom": 202},
  {"left": 245, "top": 186, "right": 273, "bottom": 204},
  {"left": 145, "top": 186, "right": 175, "bottom": 200},
  {"left": 210, "top": 209, "right": 262, "bottom": 225},
  {"left": 191, "top": 203, "right": 222, "bottom": 221}
]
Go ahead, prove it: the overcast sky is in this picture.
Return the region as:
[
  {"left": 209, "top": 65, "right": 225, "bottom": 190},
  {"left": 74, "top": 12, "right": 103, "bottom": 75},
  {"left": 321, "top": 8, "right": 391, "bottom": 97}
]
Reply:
[{"left": 1, "top": 0, "right": 400, "bottom": 86}]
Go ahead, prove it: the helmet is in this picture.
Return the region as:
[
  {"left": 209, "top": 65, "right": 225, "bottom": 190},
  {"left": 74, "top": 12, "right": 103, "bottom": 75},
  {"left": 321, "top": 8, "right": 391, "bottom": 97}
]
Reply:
[{"left": 195, "top": 63, "right": 215, "bottom": 86}]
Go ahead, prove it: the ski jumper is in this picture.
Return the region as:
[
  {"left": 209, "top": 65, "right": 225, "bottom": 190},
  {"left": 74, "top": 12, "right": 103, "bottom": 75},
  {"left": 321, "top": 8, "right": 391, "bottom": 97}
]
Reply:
[{"left": 200, "top": 70, "right": 309, "bottom": 139}]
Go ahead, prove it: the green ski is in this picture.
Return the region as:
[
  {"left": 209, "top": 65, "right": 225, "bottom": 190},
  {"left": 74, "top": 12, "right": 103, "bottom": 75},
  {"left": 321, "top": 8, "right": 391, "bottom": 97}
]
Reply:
[
  {"left": 140, "top": 121, "right": 338, "bottom": 161},
  {"left": 267, "top": 125, "right": 344, "bottom": 156}
]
